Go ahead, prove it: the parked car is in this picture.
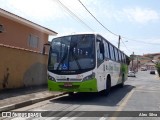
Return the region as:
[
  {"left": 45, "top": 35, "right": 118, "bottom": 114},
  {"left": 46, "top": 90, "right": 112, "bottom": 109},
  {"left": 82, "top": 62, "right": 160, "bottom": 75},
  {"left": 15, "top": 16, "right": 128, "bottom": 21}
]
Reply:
[
  {"left": 128, "top": 71, "right": 136, "bottom": 77},
  {"left": 150, "top": 70, "right": 155, "bottom": 74},
  {"left": 141, "top": 67, "right": 147, "bottom": 71}
]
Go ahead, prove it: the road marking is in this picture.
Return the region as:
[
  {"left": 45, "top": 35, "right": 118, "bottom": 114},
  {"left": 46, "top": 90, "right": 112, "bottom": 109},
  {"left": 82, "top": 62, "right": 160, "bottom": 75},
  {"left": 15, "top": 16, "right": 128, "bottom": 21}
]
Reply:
[
  {"left": 67, "top": 112, "right": 85, "bottom": 120},
  {"left": 42, "top": 111, "right": 85, "bottom": 120},
  {"left": 108, "top": 89, "right": 135, "bottom": 120},
  {"left": 137, "top": 85, "right": 145, "bottom": 89},
  {"left": 135, "top": 89, "right": 160, "bottom": 93},
  {"left": 47, "top": 112, "right": 85, "bottom": 120},
  {"left": 99, "top": 117, "right": 107, "bottom": 120}
]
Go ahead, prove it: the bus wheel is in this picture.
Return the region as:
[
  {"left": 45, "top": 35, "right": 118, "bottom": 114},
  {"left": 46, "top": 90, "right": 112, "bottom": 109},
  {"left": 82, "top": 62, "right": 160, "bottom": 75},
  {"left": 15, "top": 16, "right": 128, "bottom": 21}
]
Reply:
[
  {"left": 102, "top": 79, "right": 111, "bottom": 96},
  {"left": 106, "top": 79, "right": 111, "bottom": 95},
  {"left": 68, "top": 92, "right": 74, "bottom": 96},
  {"left": 119, "top": 75, "right": 124, "bottom": 88}
]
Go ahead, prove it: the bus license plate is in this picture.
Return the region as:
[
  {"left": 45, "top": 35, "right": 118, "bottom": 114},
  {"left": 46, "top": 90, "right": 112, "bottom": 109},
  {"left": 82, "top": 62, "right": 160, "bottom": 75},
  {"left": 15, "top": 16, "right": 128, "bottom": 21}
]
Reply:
[{"left": 64, "top": 82, "right": 72, "bottom": 87}]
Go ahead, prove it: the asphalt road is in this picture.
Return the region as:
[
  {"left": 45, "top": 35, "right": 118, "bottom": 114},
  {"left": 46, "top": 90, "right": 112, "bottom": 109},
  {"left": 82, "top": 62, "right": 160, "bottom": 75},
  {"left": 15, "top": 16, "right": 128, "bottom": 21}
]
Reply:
[{"left": 2, "top": 71, "right": 160, "bottom": 120}]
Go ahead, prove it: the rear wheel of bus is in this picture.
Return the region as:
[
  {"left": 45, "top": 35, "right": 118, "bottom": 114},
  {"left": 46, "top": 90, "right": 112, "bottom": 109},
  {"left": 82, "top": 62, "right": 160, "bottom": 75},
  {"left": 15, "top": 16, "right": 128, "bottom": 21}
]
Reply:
[
  {"left": 68, "top": 92, "right": 74, "bottom": 96},
  {"left": 119, "top": 74, "right": 125, "bottom": 88}
]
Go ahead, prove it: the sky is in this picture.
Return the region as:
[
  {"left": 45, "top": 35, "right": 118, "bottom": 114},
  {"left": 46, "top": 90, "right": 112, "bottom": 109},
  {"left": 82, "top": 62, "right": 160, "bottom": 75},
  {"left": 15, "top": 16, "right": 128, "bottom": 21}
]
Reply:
[{"left": 0, "top": 0, "right": 160, "bottom": 56}]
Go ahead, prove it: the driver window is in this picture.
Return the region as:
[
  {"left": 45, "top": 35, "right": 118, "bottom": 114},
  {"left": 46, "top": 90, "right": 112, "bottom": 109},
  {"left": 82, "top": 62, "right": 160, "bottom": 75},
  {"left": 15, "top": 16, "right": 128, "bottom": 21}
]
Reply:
[{"left": 97, "top": 38, "right": 104, "bottom": 67}]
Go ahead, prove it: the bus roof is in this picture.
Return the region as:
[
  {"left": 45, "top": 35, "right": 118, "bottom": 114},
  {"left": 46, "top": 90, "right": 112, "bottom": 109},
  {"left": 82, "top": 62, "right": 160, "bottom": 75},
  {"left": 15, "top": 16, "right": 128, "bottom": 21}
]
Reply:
[
  {"left": 54, "top": 32, "right": 98, "bottom": 38},
  {"left": 52, "top": 32, "right": 128, "bottom": 57}
]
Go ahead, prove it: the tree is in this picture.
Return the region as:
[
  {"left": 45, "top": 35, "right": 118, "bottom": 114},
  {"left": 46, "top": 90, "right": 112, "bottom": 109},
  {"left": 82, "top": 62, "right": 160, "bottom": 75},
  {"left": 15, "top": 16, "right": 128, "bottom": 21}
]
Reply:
[{"left": 155, "top": 62, "right": 160, "bottom": 77}]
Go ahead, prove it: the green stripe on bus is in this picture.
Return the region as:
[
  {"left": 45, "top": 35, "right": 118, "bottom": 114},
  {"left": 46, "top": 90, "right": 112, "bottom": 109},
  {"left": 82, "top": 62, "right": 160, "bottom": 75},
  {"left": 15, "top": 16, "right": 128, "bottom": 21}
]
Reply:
[
  {"left": 117, "top": 64, "right": 128, "bottom": 84},
  {"left": 48, "top": 78, "right": 98, "bottom": 92}
]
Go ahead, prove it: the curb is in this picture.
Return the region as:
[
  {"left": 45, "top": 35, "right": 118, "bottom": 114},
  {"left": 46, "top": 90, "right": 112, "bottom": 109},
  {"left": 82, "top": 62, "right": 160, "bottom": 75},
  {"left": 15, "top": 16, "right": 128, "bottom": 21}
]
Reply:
[
  {"left": 0, "top": 92, "right": 67, "bottom": 112},
  {"left": 155, "top": 71, "right": 160, "bottom": 80}
]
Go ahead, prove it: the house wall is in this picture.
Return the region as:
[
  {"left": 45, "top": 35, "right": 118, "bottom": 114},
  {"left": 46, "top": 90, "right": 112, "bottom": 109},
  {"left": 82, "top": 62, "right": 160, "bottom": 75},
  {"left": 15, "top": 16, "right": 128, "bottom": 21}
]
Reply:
[
  {"left": 0, "top": 45, "right": 48, "bottom": 90},
  {"left": 0, "top": 15, "right": 48, "bottom": 52},
  {"left": 153, "top": 55, "right": 160, "bottom": 61},
  {"left": 0, "top": 14, "right": 53, "bottom": 90}
]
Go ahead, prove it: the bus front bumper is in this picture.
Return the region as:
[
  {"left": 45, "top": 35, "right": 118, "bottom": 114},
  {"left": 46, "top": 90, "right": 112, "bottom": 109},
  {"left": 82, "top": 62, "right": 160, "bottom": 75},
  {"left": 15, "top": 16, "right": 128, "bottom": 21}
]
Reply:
[{"left": 48, "top": 79, "right": 98, "bottom": 92}]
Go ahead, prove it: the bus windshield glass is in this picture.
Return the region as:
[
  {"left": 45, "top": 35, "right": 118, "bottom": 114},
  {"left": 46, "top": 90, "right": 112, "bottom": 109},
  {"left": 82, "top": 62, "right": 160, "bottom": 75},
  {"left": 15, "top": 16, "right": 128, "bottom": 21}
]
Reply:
[{"left": 48, "top": 34, "right": 95, "bottom": 74}]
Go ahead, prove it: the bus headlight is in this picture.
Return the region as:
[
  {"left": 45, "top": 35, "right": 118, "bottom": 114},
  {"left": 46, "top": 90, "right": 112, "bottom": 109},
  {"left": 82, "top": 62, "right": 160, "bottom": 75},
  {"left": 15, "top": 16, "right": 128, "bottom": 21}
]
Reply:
[
  {"left": 48, "top": 75, "right": 56, "bottom": 82},
  {"left": 83, "top": 72, "right": 95, "bottom": 81}
]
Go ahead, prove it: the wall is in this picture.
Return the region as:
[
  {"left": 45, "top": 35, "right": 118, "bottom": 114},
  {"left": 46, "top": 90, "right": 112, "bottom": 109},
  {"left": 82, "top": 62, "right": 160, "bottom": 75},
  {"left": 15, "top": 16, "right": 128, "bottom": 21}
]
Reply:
[
  {"left": 0, "top": 15, "right": 48, "bottom": 52},
  {"left": 0, "top": 45, "right": 48, "bottom": 90}
]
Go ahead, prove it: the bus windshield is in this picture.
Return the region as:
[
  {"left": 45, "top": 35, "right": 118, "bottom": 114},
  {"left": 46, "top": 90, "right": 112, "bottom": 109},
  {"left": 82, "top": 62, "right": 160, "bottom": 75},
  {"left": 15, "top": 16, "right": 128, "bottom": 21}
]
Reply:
[{"left": 48, "top": 34, "right": 95, "bottom": 74}]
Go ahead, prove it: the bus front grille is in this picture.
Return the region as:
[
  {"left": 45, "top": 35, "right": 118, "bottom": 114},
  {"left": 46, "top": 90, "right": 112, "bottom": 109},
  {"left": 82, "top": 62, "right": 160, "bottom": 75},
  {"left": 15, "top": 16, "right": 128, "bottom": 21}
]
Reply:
[
  {"left": 56, "top": 79, "right": 82, "bottom": 82},
  {"left": 59, "top": 85, "right": 80, "bottom": 89}
]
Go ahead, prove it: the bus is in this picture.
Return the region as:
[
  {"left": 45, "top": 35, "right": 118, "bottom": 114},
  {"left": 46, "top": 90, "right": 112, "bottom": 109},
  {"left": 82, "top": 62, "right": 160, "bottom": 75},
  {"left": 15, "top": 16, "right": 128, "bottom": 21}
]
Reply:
[{"left": 47, "top": 33, "right": 130, "bottom": 95}]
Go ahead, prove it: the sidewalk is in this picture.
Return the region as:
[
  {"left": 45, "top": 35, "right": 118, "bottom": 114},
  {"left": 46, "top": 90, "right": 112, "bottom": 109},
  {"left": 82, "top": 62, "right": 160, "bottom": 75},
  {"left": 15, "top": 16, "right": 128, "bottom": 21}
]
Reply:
[
  {"left": 155, "top": 71, "right": 160, "bottom": 80},
  {"left": 0, "top": 85, "right": 66, "bottom": 112}
]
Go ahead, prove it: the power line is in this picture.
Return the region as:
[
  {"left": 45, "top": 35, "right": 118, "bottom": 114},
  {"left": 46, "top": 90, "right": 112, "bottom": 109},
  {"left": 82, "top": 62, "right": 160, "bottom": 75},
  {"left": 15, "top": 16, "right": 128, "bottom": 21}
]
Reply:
[
  {"left": 56, "top": 0, "right": 160, "bottom": 54},
  {"left": 56, "top": 0, "right": 94, "bottom": 32},
  {"left": 78, "top": 0, "right": 119, "bottom": 37},
  {"left": 78, "top": 0, "right": 131, "bottom": 52},
  {"left": 78, "top": 0, "right": 160, "bottom": 47},
  {"left": 121, "top": 39, "right": 131, "bottom": 52},
  {"left": 122, "top": 36, "right": 160, "bottom": 45},
  {"left": 57, "top": 0, "right": 130, "bottom": 50}
]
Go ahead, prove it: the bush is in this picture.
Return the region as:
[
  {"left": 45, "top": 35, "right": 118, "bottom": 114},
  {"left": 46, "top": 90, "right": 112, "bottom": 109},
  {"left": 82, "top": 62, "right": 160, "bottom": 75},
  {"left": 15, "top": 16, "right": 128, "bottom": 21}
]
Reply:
[{"left": 156, "top": 62, "right": 160, "bottom": 77}]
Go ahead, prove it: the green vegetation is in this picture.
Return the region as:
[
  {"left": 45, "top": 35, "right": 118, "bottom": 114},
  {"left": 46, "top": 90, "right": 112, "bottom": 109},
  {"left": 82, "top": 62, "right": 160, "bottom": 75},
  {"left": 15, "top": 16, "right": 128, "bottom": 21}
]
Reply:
[{"left": 155, "top": 62, "right": 160, "bottom": 77}]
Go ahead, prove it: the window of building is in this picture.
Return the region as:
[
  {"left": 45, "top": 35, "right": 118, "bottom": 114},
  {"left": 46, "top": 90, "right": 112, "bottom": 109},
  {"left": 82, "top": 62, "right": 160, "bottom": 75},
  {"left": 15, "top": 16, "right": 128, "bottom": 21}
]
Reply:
[
  {"left": 0, "top": 24, "right": 4, "bottom": 33},
  {"left": 28, "top": 34, "right": 39, "bottom": 48}
]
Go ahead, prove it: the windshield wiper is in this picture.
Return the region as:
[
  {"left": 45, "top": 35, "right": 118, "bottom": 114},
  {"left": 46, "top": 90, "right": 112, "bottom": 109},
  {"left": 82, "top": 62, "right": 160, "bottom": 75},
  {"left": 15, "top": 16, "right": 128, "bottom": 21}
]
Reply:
[{"left": 70, "top": 49, "right": 82, "bottom": 70}]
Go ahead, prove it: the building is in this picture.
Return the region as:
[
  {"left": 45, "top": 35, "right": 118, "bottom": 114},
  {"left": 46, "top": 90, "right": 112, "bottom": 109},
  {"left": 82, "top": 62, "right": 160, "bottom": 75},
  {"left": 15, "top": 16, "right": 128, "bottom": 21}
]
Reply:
[
  {"left": 144, "top": 62, "right": 156, "bottom": 70},
  {"left": 0, "top": 8, "right": 57, "bottom": 90},
  {"left": 0, "top": 8, "right": 57, "bottom": 52},
  {"left": 129, "top": 53, "right": 160, "bottom": 71},
  {"left": 153, "top": 54, "right": 160, "bottom": 62}
]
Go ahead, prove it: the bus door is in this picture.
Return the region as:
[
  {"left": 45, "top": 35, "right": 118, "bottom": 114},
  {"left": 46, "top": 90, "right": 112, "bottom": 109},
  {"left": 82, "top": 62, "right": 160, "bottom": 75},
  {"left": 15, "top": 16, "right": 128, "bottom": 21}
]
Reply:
[{"left": 96, "top": 38, "right": 105, "bottom": 91}]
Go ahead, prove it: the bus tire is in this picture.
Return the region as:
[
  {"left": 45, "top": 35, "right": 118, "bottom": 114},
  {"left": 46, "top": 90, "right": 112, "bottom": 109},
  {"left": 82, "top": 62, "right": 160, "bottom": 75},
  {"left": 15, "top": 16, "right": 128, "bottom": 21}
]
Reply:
[
  {"left": 102, "top": 77, "right": 111, "bottom": 96},
  {"left": 68, "top": 92, "right": 74, "bottom": 96},
  {"left": 119, "top": 74, "right": 125, "bottom": 88}
]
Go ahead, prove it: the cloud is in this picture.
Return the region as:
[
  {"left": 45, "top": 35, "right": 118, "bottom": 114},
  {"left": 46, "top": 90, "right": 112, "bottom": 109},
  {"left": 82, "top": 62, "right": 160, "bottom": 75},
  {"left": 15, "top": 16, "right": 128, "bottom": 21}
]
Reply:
[
  {"left": 122, "top": 7, "right": 160, "bottom": 24},
  {"left": 0, "top": 0, "right": 67, "bottom": 24}
]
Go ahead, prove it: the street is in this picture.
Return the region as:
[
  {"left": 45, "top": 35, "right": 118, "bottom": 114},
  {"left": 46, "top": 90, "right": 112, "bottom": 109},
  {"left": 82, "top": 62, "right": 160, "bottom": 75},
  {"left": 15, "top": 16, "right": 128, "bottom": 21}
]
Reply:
[
  {"left": 2, "top": 71, "right": 160, "bottom": 120},
  {"left": 1, "top": 1, "right": 160, "bottom": 120}
]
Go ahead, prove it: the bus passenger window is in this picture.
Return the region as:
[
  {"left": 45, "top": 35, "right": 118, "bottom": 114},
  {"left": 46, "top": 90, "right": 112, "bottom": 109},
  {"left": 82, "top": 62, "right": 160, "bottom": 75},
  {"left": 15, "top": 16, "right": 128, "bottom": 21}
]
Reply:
[
  {"left": 97, "top": 42, "right": 104, "bottom": 67},
  {"left": 104, "top": 41, "right": 110, "bottom": 59}
]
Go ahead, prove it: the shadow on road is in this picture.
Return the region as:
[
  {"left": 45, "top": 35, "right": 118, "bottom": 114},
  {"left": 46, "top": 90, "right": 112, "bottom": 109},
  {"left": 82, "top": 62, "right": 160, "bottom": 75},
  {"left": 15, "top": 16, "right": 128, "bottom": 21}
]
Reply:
[{"left": 50, "top": 85, "right": 135, "bottom": 107}]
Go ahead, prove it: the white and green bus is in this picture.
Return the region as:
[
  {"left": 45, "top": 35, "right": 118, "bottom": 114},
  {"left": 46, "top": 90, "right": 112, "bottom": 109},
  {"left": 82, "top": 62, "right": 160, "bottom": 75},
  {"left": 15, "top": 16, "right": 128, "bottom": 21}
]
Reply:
[{"left": 47, "top": 33, "right": 130, "bottom": 95}]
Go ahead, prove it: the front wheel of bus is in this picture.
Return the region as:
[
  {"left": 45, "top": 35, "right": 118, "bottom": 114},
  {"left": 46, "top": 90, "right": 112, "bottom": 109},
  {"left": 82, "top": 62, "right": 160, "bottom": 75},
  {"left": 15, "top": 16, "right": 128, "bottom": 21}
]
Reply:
[
  {"left": 106, "top": 79, "right": 111, "bottom": 95},
  {"left": 68, "top": 92, "right": 74, "bottom": 96},
  {"left": 102, "top": 78, "right": 111, "bottom": 96}
]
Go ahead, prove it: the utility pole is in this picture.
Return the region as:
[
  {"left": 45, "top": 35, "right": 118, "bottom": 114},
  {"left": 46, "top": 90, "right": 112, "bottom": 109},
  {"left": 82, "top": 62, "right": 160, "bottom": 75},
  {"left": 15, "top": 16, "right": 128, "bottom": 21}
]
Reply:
[
  {"left": 137, "top": 56, "right": 139, "bottom": 72},
  {"left": 131, "top": 52, "right": 134, "bottom": 71},
  {"left": 118, "top": 35, "right": 121, "bottom": 49}
]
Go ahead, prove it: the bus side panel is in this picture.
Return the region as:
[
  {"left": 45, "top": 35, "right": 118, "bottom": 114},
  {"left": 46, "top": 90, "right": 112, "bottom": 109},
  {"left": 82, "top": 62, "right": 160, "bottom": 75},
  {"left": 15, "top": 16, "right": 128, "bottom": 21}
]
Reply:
[
  {"left": 116, "top": 63, "right": 128, "bottom": 84},
  {"left": 96, "top": 60, "right": 120, "bottom": 92},
  {"left": 48, "top": 78, "right": 98, "bottom": 92}
]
